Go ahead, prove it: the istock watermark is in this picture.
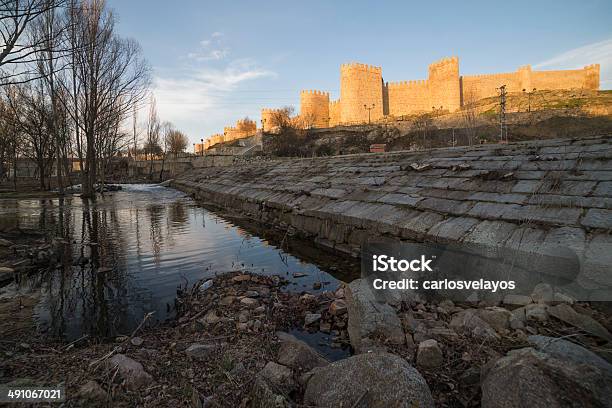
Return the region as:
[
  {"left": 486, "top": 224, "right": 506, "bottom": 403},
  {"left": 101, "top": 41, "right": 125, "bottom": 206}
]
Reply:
[{"left": 361, "top": 240, "right": 611, "bottom": 303}]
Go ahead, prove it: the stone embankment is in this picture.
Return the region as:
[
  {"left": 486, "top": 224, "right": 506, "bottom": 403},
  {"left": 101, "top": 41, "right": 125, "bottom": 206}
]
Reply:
[{"left": 174, "top": 135, "right": 611, "bottom": 289}]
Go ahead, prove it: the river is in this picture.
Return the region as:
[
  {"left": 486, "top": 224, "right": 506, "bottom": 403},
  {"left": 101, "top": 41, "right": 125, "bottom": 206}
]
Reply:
[{"left": 0, "top": 184, "right": 357, "bottom": 345}]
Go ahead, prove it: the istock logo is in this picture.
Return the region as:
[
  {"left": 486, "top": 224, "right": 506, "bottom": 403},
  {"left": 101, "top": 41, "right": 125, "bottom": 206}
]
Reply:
[{"left": 372, "top": 254, "right": 434, "bottom": 272}]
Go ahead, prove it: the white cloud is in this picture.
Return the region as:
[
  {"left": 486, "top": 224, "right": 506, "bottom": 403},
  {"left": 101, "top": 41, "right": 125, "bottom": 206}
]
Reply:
[
  {"left": 152, "top": 58, "right": 276, "bottom": 143},
  {"left": 534, "top": 38, "right": 612, "bottom": 89},
  {"left": 188, "top": 32, "right": 229, "bottom": 62}
]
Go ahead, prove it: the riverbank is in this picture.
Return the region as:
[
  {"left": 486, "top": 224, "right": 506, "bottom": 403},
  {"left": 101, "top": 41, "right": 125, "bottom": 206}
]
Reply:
[
  {"left": 3, "top": 264, "right": 611, "bottom": 407},
  {"left": 1, "top": 181, "right": 611, "bottom": 407}
]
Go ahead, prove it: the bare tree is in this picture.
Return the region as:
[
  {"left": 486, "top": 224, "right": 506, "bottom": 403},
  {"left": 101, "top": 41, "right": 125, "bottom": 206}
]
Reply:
[
  {"left": 462, "top": 87, "right": 478, "bottom": 146},
  {"left": 144, "top": 95, "right": 160, "bottom": 178},
  {"left": 165, "top": 128, "right": 188, "bottom": 156},
  {"left": 0, "top": 0, "right": 68, "bottom": 83},
  {"left": 5, "top": 80, "right": 55, "bottom": 189},
  {"left": 268, "top": 106, "right": 294, "bottom": 131},
  {"left": 60, "top": 0, "right": 150, "bottom": 196}
]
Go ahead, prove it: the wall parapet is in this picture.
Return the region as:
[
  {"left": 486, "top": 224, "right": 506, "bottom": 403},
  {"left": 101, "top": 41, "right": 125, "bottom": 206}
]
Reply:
[{"left": 340, "top": 62, "right": 382, "bottom": 74}]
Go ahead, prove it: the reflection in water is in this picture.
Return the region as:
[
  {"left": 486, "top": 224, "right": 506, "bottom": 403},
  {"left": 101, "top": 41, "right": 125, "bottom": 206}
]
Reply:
[{"left": 1, "top": 185, "right": 350, "bottom": 340}]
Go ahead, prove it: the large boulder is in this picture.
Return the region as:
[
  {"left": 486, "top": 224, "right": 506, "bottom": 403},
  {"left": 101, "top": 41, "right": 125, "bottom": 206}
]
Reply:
[
  {"left": 107, "top": 354, "right": 153, "bottom": 391},
  {"left": 481, "top": 337, "right": 612, "bottom": 408},
  {"left": 527, "top": 335, "right": 612, "bottom": 374},
  {"left": 250, "top": 362, "right": 295, "bottom": 408},
  {"left": 276, "top": 332, "right": 329, "bottom": 372},
  {"left": 450, "top": 309, "right": 499, "bottom": 340},
  {"left": 548, "top": 303, "right": 612, "bottom": 341},
  {"left": 303, "top": 352, "right": 434, "bottom": 408},
  {"left": 345, "top": 279, "right": 405, "bottom": 352}
]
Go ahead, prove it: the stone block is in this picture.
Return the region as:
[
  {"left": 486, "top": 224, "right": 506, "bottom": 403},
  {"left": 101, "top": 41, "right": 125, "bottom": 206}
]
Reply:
[
  {"left": 398, "top": 212, "right": 445, "bottom": 240},
  {"left": 581, "top": 209, "right": 612, "bottom": 229},
  {"left": 427, "top": 217, "right": 479, "bottom": 242}
]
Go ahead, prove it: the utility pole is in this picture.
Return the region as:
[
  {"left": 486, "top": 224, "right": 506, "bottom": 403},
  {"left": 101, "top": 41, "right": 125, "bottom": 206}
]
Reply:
[
  {"left": 200, "top": 139, "right": 204, "bottom": 157},
  {"left": 364, "top": 104, "right": 375, "bottom": 124},
  {"left": 497, "top": 85, "right": 508, "bottom": 143}
]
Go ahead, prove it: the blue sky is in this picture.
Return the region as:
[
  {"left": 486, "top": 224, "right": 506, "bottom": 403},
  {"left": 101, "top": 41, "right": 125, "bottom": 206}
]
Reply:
[{"left": 107, "top": 0, "right": 612, "bottom": 145}]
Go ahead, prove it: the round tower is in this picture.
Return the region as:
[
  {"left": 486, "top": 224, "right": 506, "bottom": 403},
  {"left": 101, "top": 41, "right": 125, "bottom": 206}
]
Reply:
[
  {"left": 300, "top": 90, "right": 330, "bottom": 128},
  {"left": 340, "top": 63, "right": 384, "bottom": 124},
  {"left": 261, "top": 108, "right": 282, "bottom": 132}
]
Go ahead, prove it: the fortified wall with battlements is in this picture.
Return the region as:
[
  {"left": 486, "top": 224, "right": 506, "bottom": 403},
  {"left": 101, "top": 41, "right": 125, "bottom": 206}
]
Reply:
[
  {"left": 201, "top": 57, "right": 600, "bottom": 151},
  {"left": 297, "top": 57, "right": 600, "bottom": 128}
]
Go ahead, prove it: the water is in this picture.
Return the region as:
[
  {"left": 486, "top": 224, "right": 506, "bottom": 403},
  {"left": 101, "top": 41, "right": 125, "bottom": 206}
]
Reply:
[{"left": 0, "top": 184, "right": 357, "bottom": 345}]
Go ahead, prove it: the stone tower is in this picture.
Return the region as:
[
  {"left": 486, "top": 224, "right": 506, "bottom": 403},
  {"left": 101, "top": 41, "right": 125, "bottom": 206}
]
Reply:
[
  {"left": 340, "top": 63, "right": 384, "bottom": 124},
  {"left": 428, "top": 57, "right": 460, "bottom": 112},
  {"left": 584, "top": 64, "right": 600, "bottom": 90},
  {"left": 300, "top": 90, "right": 330, "bottom": 128}
]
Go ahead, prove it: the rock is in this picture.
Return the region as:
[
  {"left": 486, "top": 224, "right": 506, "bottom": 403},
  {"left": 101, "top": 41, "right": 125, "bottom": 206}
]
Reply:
[
  {"left": 478, "top": 307, "right": 512, "bottom": 332},
  {"left": 203, "top": 310, "right": 220, "bottom": 325},
  {"left": 481, "top": 346, "right": 612, "bottom": 408},
  {"left": 509, "top": 308, "right": 526, "bottom": 330},
  {"left": 312, "top": 282, "right": 322, "bottom": 290},
  {"left": 450, "top": 309, "right": 499, "bottom": 340},
  {"left": 345, "top": 278, "right": 405, "bottom": 353},
  {"left": 527, "top": 335, "right": 612, "bottom": 373},
  {"left": 319, "top": 321, "right": 331, "bottom": 333},
  {"left": 218, "top": 296, "right": 235, "bottom": 306},
  {"left": 437, "top": 299, "right": 455, "bottom": 314},
  {"left": 304, "top": 352, "right": 434, "bottom": 408},
  {"left": 304, "top": 313, "right": 321, "bottom": 326},
  {"left": 250, "top": 361, "right": 295, "bottom": 408},
  {"left": 245, "top": 290, "right": 260, "bottom": 298},
  {"left": 417, "top": 339, "right": 444, "bottom": 369},
  {"left": 199, "top": 280, "right": 213, "bottom": 292},
  {"left": 259, "top": 362, "right": 296, "bottom": 394},
  {"left": 276, "top": 332, "right": 329, "bottom": 372},
  {"left": 185, "top": 343, "right": 221, "bottom": 361},
  {"left": 503, "top": 294, "right": 533, "bottom": 306},
  {"left": 300, "top": 293, "right": 316, "bottom": 303},
  {"left": 107, "top": 354, "right": 153, "bottom": 390},
  {"left": 0, "top": 238, "right": 14, "bottom": 247},
  {"left": 253, "top": 320, "right": 262, "bottom": 331},
  {"left": 250, "top": 376, "right": 290, "bottom": 408},
  {"left": 548, "top": 303, "right": 612, "bottom": 341},
  {"left": 130, "top": 337, "right": 143, "bottom": 346},
  {"left": 253, "top": 305, "right": 266, "bottom": 314},
  {"left": 0, "top": 267, "right": 14, "bottom": 286},
  {"left": 78, "top": 380, "right": 106, "bottom": 403},
  {"left": 329, "top": 299, "right": 347, "bottom": 315},
  {"left": 238, "top": 310, "right": 250, "bottom": 323},
  {"left": 531, "top": 283, "right": 553, "bottom": 304},
  {"left": 240, "top": 297, "right": 259, "bottom": 308},
  {"left": 232, "top": 274, "right": 251, "bottom": 283},
  {"left": 524, "top": 304, "right": 548, "bottom": 321}
]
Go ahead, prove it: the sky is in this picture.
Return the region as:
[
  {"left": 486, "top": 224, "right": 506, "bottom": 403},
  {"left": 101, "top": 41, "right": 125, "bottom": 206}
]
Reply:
[{"left": 106, "top": 0, "right": 612, "bottom": 146}]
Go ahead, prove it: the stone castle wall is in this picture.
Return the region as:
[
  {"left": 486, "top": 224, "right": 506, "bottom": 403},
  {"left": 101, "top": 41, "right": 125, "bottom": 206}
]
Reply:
[
  {"left": 300, "top": 90, "right": 330, "bottom": 128},
  {"left": 329, "top": 99, "right": 341, "bottom": 127},
  {"left": 332, "top": 58, "right": 599, "bottom": 123},
  {"left": 223, "top": 119, "right": 257, "bottom": 143},
  {"left": 204, "top": 57, "right": 600, "bottom": 148}
]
